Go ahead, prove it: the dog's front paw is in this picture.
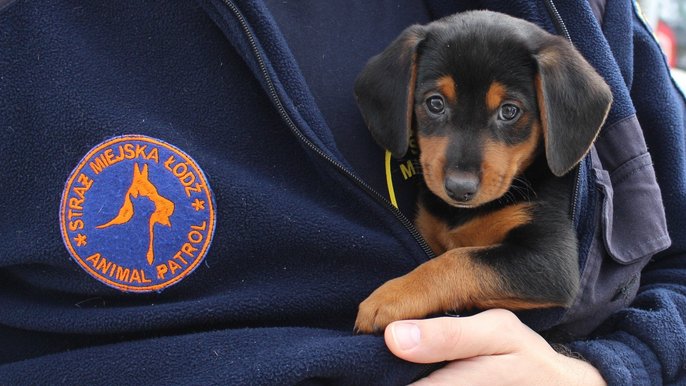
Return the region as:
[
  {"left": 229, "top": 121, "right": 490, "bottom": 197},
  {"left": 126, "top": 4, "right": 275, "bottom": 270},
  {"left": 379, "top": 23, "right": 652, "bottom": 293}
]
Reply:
[{"left": 354, "top": 276, "right": 432, "bottom": 334}]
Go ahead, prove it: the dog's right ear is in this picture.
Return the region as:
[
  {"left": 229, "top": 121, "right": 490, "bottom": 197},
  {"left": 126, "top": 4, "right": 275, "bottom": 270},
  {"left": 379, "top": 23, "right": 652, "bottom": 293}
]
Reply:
[{"left": 354, "top": 25, "right": 425, "bottom": 158}]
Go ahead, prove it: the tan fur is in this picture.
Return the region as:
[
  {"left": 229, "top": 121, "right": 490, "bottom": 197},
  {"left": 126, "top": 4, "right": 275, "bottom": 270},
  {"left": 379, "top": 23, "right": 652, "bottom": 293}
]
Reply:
[
  {"left": 416, "top": 115, "right": 541, "bottom": 208},
  {"left": 534, "top": 74, "right": 550, "bottom": 158},
  {"left": 448, "top": 203, "right": 534, "bottom": 248},
  {"left": 414, "top": 204, "right": 450, "bottom": 255},
  {"left": 417, "top": 135, "right": 451, "bottom": 202},
  {"left": 477, "top": 123, "right": 541, "bottom": 204},
  {"left": 486, "top": 81, "right": 506, "bottom": 111},
  {"left": 437, "top": 75, "right": 457, "bottom": 104},
  {"left": 416, "top": 202, "right": 534, "bottom": 252},
  {"left": 406, "top": 52, "right": 418, "bottom": 135},
  {"left": 354, "top": 243, "right": 561, "bottom": 332}
]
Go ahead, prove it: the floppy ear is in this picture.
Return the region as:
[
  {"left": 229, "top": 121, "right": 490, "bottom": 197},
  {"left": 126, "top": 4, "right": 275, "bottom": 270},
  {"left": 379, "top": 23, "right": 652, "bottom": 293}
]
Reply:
[
  {"left": 534, "top": 37, "right": 613, "bottom": 176},
  {"left": 354, "top": 25, "right": 425, "bottom": 158}
]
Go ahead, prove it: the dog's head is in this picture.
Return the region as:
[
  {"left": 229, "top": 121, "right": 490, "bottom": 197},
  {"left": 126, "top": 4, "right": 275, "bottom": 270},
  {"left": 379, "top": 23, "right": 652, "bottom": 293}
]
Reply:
[{"left": 355, "top": 11, "right": 612, "bottom": 207}]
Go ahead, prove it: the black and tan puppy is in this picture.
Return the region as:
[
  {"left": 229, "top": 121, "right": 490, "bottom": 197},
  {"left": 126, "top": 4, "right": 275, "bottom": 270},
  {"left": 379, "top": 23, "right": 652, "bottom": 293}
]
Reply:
[{"left": 353, "top": 11, "right": 612, "bottom": 333}]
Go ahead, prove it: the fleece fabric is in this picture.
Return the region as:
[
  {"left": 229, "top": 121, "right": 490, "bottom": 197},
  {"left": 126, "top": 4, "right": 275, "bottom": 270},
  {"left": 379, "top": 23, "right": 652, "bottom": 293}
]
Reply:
[{"left": 0, "top": 0, "right": 684, "bottom": 385}]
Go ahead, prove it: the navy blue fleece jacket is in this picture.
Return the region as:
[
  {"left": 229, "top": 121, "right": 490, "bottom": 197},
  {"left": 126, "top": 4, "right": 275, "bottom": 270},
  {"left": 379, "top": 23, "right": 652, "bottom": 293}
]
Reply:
[{"left": 0, "top": 0, "right": 684, "bottom": 384}]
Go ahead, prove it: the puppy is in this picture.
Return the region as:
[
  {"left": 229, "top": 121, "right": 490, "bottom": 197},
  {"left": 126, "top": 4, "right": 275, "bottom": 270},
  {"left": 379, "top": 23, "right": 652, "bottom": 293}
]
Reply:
[{"left": 353, "top": 10, "right": 612, "bottom": 333}]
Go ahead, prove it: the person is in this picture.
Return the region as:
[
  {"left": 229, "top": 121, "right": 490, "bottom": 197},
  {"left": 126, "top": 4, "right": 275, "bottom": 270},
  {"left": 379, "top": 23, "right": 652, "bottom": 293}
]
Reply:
[{"left": 0, "top": 0, "right": 683, "bottom": 384}]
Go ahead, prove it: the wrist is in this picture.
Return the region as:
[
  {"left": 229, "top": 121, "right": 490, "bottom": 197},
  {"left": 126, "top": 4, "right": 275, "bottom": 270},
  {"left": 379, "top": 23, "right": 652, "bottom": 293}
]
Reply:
[{"left": 553, "top": 352, "right": 607, "bottom": 386}]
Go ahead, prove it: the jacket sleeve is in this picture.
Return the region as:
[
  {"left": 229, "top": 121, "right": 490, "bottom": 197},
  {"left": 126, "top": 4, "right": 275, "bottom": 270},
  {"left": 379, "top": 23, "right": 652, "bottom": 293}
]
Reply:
[
  {"left": 568, "top": 255, "right": 686, "bottom": 385},
  {"left": 567, "top": 6, "right": 686, "bottom": 385}
]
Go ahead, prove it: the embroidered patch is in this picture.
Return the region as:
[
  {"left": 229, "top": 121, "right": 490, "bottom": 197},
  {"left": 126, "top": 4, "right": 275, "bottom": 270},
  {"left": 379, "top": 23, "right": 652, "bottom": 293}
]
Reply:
[{"left": 59, "top": 135, "right": 216, "bottom": 292}]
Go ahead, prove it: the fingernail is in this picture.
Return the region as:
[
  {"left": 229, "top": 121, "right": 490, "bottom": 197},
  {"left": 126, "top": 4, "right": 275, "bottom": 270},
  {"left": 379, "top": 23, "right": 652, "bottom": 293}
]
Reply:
[{"left": 391, "top": 322, "right": 421, "bottom": 351}]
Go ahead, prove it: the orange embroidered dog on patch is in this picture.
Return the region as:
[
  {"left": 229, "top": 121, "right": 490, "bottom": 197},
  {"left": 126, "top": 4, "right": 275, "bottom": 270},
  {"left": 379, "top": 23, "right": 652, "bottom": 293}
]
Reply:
[
  {"left": 59, "top": 135, "right": 216, "bottom": 292},
  {"left": 97, "top": 163, "right": 175, "bottom": 265}
]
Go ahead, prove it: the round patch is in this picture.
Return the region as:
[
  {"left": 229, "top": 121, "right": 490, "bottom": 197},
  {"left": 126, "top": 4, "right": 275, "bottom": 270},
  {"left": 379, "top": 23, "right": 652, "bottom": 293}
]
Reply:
[{"left": 59, "top": 135, "right": 216, "bottom": 292}]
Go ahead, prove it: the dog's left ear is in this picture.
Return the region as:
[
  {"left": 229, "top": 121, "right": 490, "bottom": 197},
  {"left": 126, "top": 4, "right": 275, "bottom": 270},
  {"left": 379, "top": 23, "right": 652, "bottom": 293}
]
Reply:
[{"left": 534, "top": 37, "right": 613, "bottom": 176}]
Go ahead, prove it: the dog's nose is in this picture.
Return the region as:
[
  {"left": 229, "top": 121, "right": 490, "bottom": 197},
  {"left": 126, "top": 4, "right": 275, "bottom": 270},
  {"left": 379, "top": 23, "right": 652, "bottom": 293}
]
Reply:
[{"left": 444, "top": 171, "right": 479, "bottom": 203}]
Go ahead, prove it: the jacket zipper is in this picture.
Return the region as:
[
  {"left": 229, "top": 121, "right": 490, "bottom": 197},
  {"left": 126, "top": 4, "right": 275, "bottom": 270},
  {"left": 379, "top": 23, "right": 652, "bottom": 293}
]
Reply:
[
  {"left": 542, "top": 0, "right": 583, "bottom": 220},
  {"left": 222, "top": 0, "right": 435, "bottom": 260},
  {"left": 543, "top": 0, "right": 571, "bottom": 40}
]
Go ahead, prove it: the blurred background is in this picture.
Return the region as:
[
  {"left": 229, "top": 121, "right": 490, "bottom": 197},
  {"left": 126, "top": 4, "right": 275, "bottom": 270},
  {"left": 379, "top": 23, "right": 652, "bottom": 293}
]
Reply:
[{"left": 638, "top": 0, "right": 686, "bottom": 92}]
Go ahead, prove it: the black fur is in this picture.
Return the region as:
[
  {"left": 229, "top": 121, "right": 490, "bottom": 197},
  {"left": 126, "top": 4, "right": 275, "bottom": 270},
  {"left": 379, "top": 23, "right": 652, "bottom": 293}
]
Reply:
[
  {"left": 355, "top": 11, "right": 612, "bottom": 316},
  {"left": 355, "top": 10, "right": 612, "bottom": 175},
  {"left": 420, "top": 156, "right": 580, "bottom": 306}
]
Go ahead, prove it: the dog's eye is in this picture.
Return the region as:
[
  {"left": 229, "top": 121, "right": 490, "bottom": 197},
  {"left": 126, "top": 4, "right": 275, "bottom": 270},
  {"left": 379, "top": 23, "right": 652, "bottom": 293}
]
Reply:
[
  {"left": 498, "top": 104, "right": 520, "bottom": 121},
  {"left": 426, "top": 96, "right": 445, "bottom": 114}
]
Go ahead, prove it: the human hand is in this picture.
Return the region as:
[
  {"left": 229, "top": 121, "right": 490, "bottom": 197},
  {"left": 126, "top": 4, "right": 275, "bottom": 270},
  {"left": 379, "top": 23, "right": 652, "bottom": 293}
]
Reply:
[{"left": 385, "top": 309, "right": 607, "bottom": 386}]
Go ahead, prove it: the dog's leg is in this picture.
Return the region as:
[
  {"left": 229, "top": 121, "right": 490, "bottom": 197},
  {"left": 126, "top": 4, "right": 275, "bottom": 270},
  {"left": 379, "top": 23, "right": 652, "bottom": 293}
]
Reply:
[{"left": 354, "top": 242, "right": 576, "bottom": 333}]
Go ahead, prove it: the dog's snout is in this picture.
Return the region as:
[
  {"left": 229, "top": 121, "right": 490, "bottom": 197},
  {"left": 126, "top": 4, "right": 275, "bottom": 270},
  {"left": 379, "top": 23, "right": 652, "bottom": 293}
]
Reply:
[{"left": 444, "top": 171, "right": 479, "bottom": 203}]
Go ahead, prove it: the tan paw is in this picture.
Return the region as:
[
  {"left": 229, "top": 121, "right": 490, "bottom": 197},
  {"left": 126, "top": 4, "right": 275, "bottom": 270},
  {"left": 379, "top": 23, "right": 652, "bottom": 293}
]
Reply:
[{"left": 354, "top": 276, "right": 433, "bottom": 334}]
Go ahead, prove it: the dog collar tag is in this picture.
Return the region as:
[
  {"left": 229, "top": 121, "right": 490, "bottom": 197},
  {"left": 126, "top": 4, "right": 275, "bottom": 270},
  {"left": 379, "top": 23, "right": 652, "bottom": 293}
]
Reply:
[{"left": 59, "top": 135, "right": 216, "bottom": 292}]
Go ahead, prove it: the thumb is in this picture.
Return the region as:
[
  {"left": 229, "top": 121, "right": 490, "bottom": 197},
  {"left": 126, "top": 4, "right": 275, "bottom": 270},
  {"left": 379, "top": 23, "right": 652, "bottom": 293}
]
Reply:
[{"left": 384, "top": 309, "right": 526, "bottom": 363}]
